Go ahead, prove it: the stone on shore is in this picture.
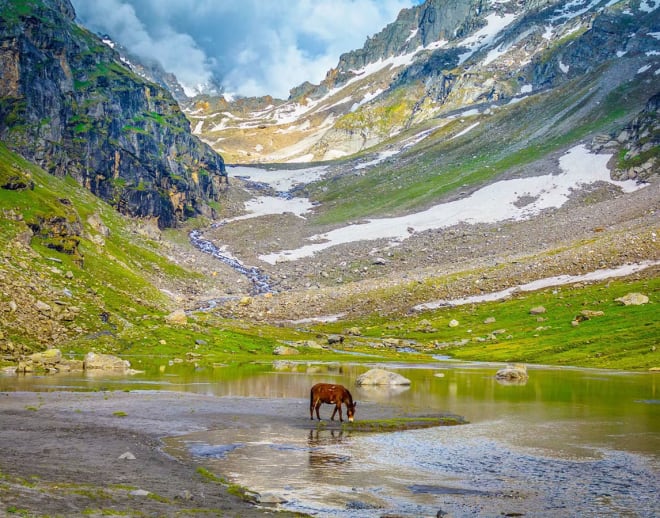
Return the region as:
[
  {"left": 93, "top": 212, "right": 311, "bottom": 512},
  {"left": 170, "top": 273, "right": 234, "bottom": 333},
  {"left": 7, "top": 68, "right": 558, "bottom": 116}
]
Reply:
[
  {"left": 356, "top": 368, "right": 411, "bottom": 386},
  {"left": 84, "top": 352, "right": 131, "bottom": 372},
  {"left": 495, "top": 364, "right": 529, "bottom": 383}
]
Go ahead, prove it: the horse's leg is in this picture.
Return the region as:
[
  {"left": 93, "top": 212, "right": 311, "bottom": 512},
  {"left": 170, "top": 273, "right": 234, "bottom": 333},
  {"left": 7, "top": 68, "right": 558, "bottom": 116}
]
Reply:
[
  {"left": 334, "top": 403, "right": 343, "bottom": 422},
  {"left": 314, "top": 400, "right": 322, "bottom": 420},
  {"left": 331, "top": 405, "right": 337, "bottom": 421}
]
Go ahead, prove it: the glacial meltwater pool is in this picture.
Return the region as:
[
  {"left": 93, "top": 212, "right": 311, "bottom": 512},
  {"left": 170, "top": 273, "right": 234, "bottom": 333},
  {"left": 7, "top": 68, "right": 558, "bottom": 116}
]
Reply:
[{"left": 2, "top": 360, "right": 658, "bottom": 516}]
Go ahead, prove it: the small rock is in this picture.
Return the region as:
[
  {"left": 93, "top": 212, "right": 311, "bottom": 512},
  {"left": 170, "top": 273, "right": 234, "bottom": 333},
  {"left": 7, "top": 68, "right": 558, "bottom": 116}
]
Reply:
[
  {"left": 615, "top": 293, "right": 649, "bottom": 306},
  {"left": 118, "top": 452, "right": 136, "bottom": 460},
  {"left": 448, "top": 319, "right": 459, "bottom": 328},
  {"left": 129, "top": 489, "right": 150, "bottom": 496},
  {"left": 580, "top": 310, "right": 605, "bottom": 319},
  {"left": 176, "top": 490, "right": 194, "bottom": 501},
  {"left": 495, "top": 364, "right": 528, "bottom": 384},
  {"left": 257, "top": 492, "right": 287, "bottom": 504},
  {"left": 35, "top": 300, "right": 51, "bottom": 313},
  {"left": 165, "top": 309, "right": 188, "bottom": 325},
  {"left": 529, "top": 306, "right": 546, "bottom": 315},
  {"left": 273, "top": 345, "right": 299, "bottom": 356}
]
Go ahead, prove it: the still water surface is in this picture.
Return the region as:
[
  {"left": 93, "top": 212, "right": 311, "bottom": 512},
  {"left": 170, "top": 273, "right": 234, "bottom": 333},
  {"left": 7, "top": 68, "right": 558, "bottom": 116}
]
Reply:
[{"left": 3, "top": 360, "right": 658, "bottom": 516}]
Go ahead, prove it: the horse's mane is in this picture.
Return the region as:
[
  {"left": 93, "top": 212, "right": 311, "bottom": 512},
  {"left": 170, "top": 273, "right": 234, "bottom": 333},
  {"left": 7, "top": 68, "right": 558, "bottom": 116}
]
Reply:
[{"left": 344, "top": 388, "right": 354, "bottom": 404}]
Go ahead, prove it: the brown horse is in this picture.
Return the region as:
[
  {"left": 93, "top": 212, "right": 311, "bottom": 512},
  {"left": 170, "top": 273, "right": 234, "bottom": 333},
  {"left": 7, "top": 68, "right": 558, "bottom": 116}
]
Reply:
[{"left": 310, "top": 383, "right": 356, "bottom": 422}]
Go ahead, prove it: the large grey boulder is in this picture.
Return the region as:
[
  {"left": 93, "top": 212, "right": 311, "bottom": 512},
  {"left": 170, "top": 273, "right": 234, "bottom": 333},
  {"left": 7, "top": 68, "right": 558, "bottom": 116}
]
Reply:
[
  {"left": 83, "top": 352, "right": 131, "bottom": 372},
  {"left": 495, "top": 364, "right": 528, "bottom": 384},
  {"left": 356, "top": 368, "right": 411, "bottom": 386}
]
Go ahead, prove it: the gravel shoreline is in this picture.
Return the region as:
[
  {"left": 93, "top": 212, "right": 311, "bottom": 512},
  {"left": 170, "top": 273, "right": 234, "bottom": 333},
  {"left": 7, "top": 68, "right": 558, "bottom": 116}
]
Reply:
[{"left": 0, "top": 391, "right": 304, "bottom": 517}]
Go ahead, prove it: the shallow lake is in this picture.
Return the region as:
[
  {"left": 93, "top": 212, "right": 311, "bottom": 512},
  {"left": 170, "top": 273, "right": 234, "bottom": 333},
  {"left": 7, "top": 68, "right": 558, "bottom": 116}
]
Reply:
[{"left": 2, "top": 359, "right": 659, "bottom": 516}]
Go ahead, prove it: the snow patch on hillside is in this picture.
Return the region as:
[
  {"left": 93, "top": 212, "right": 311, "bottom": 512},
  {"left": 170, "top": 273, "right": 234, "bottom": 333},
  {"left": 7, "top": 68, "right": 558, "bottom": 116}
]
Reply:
[
  {"left": 259, "top": 145, "right": 644, "bottom": 264},
  {"left": 229, "top": 165, "right": 327, "bottom": 191},
  {"left": 414, "top": 261, "right": 660, "bottom": 309}
]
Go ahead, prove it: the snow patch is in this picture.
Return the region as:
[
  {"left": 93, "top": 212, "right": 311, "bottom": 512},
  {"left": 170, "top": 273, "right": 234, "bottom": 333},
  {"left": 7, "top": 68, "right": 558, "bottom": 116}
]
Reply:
[
  {"left": 451, "top": 122, "right": 480, "bottom": 140},
  {"left": 229, "top": 165, "right": 327, "bottom": 191},
  {"left": 550, "top": 0, "right": 603, "bottom": 23},
  {"left": 223, "top": 196, "right": 314, "bottom": 223},
  {"left": 259, "top": 145, "right": 644, "bottom": 264},
  {"left": 414, "top": 261, "right": 660, "bottom": 310},
  {"left": 457, "top": 13, "right": 518, "bottom": 64},
  {"left": 640, "top": 0, "right": 658, "bottom": 13}
]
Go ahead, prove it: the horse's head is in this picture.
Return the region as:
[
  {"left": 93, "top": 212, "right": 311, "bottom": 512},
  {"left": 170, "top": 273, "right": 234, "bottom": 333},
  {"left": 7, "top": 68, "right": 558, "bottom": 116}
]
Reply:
[{"left": 346, "top": 400, "right": 357, "bottom": 422}]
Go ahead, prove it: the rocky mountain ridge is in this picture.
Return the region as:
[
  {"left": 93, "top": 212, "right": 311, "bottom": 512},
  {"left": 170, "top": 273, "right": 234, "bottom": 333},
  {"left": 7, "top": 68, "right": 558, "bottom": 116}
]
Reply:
[
  {"left": 0, "top": 0, "right": 227, "bottom": 228},
  {"left": 186, "top": 0, "right": 659, "bottom": 164}
]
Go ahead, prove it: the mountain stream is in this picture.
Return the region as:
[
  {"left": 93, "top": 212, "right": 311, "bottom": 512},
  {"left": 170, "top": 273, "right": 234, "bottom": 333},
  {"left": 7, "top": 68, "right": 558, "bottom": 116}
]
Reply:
[{"left": 189, "top": 228, "right": 275, "bottom": 295}]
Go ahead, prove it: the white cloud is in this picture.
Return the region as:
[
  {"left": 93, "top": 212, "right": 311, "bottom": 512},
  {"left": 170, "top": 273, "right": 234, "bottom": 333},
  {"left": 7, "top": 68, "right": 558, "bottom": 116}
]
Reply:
[{"left": 71, "top": 0, "right": 418, "bottom": 98}]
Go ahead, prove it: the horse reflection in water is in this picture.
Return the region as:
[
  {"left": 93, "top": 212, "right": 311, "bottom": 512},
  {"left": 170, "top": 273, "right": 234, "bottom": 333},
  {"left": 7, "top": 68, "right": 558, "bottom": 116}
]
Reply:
[
  {"left": 308, "top": 429, "right": 350, "bottom": 469},
  {"left": 310, "top": 383, "right": 357, "bottom": 422}
]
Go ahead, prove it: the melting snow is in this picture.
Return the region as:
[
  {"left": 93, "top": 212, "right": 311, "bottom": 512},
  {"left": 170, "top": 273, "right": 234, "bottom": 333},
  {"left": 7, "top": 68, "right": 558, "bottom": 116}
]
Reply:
[
  {"left": 413, "top": 261, "right": 660, "bottom": 310},
  {"left": 229, "top": 165, "right": 327, "bottom": 192},
  {"left": 451, "top": 122, "right": 480, "bottom": 140},
  {"left": 223, "top": 196, "right": 314, "bottom": 223},
  {"left": 640, "top": 0, "right": 659, "bottom": 13},
  {"left": 457, "top": 13, "right": 518, "bottom": 64},
  {"left": 259, "top": 145, "right": 644, "bottom": 264}
]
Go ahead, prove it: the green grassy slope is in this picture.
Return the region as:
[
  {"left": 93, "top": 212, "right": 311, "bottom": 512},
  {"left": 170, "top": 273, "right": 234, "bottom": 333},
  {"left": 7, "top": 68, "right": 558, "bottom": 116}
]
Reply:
[
  {"left": 308, "top": 66, "right": 655, "bottom": 224},
  {"left": 308, "top": 272, "right": 659, "bottom": 370}
]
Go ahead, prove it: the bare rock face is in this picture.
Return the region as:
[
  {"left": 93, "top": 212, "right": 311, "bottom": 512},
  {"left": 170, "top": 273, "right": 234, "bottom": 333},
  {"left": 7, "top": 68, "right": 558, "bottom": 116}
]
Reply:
[
  {"left": 0, "top": 0, "right": 227, "bottom": 228},
  {"left": 356, "top": 368, "right": 411, "bottom": 386},
  {"left": 611, "top": 95, "right": 659, "bottom": 183}
]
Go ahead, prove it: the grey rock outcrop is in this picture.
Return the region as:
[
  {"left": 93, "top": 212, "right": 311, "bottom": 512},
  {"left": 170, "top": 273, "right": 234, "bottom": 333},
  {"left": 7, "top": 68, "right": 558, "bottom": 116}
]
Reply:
[{"left": 0, "top": 0, "right": 227, "bottom": 228}]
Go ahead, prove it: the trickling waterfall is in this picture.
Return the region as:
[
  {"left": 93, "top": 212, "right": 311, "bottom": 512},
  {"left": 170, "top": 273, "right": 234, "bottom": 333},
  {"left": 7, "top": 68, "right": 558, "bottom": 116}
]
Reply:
[{"left": 189, "top": 229, "right": 275, "bottom": 295}]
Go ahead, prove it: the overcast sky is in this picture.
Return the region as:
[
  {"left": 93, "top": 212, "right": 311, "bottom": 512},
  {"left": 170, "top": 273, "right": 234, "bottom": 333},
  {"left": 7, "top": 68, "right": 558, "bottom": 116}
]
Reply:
[{"left": 71, "top": 0, "right": 421, "bottom": 99}]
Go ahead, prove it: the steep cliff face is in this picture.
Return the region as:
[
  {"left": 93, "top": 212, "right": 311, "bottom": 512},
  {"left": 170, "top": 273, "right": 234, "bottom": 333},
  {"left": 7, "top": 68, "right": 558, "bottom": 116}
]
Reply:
[{"left": 0, "top": 0, "right": 227, "bottom": 228}]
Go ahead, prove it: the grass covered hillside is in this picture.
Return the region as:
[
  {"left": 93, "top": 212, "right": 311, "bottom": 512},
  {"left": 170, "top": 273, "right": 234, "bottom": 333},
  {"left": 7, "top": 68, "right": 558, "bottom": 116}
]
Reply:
[{"left": 0, "top": 144, "right": 291, "bottom": 365}]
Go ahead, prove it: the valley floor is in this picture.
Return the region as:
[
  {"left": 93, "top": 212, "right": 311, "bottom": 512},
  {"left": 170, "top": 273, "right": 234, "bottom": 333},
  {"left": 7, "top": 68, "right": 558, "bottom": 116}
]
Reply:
[{"left": 199, "top": 177, "right": 659, "bottom": 322}]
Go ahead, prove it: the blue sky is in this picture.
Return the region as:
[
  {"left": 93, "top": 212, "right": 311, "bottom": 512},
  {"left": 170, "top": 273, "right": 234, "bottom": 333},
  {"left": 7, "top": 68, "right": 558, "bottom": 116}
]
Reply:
[{"left": 71, "top": 0, "right": 422, "bottom": 99}]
